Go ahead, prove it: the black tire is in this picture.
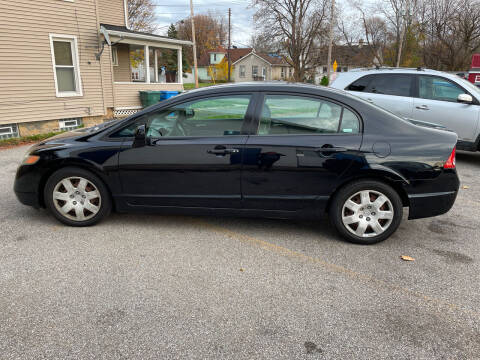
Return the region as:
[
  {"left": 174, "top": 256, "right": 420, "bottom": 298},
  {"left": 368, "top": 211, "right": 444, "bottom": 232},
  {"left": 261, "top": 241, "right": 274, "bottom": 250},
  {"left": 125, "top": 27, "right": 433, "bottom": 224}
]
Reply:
[
  {"left": 44, "top": 167, "right": 111, "bottom": 226},
  {"left": 329, "top": 180, "right": 403, "bottom": 244}
]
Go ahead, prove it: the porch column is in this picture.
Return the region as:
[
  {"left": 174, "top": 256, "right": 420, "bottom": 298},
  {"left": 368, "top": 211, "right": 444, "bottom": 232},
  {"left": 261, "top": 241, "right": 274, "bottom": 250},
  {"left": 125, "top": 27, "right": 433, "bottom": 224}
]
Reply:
[
  {"left": 145, "top": 45, "right": 150, "bottom": 83},
  {"left": 154, "top": 49, "right": 159, "bottom": 83},
  {"left": 177, "top": 48, "right": 183, "bottom": 84}
]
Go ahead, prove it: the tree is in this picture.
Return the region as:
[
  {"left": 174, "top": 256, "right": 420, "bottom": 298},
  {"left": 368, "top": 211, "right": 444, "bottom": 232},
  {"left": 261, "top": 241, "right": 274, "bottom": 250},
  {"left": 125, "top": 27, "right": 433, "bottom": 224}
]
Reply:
[
  {"left": 177, "top": 13, "right": 227, "bottom": 63},
  {"left": 250, "top": 33, "right": 281, "bottom": 53},
  {"left": 252, "top": 0, "right": 329, "bottom": 82},
  {"left": 128, "top": 0, "right": 157, "bottom": 32},
  {"left": 167, "top": 23, "right": 178, "bottom": 39},
  {"left": 165, "top": 24, "right": 190, "bottom": 75}
]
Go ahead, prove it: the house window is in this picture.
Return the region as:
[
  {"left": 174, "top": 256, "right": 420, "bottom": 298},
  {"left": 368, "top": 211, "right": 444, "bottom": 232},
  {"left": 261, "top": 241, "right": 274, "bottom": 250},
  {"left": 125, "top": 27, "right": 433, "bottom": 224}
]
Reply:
[
  {"left": 240, "top": 65, "right": 246, "bottom": 78},
  {"left": 0, "top": 124, "right": 19, "bottom": 139},
  {"left": 281, "top": 67, "right": 285, "bottom": 78},
  {"left": 49, "top": 34, "right": 82, "bottom": 97},
  {"left": 252, "top": 65, "right": 258, "bottom": 77},
  {"left": 214, "top": 53, "right": 217, "bottom": 61},
  {"left": 343, "top": 67, "right": 348, "bottom": 72},
  {"left": 59, "top": 118, "right": 82, "bottom": 131},
  {"left": 323, "top": 66, "right": 327, "bottom": 73},
  {"left": 262, "top": 67, "right": 266, "bottom": 78},
  {"left": 112, "top": 47, "right": 118, "bottom": 66},
  {"left": 289, "top": 68, "right": 292, "bottom": 77}
]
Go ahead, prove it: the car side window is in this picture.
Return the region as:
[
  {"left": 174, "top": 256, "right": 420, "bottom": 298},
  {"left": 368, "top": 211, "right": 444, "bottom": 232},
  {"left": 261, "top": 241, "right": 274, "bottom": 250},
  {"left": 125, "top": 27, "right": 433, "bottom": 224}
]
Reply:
[
  {"left": 366, "top": 74, "right": 414, "bottom": 97},
  {"left": 111, "top": 95, "right": 252, "bottom": 138},
  {"left": 419, "top": 76, "right": 465, "bottom": 102},
  {"left": 346, "top": 75, "right": 373, "bottom": 92},
  {"left": 258, "top": 95, "right": 360, "bottom": 135}
]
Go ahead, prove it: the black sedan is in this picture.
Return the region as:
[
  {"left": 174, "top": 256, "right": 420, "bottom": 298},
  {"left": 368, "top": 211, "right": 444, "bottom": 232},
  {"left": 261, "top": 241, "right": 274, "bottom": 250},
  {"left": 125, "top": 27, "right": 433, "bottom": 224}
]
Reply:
[{"left": 14, "top": 83, "right": 459, "bottom": 244}]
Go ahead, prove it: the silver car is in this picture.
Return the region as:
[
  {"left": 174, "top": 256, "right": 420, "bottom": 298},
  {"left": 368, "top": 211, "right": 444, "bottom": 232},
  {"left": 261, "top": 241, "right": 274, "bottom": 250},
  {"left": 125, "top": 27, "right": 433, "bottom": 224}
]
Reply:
[{"left": 330, "top": 68, "right": 480, "bottom": 151}]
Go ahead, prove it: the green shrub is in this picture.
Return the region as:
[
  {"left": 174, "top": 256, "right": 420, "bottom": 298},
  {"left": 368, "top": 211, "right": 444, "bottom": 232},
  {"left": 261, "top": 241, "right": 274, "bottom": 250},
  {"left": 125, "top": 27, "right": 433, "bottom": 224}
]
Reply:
[
  {"left": 320, "top": 76, "right": 329, "bottom": 86},
  {"left": 0, "top": 131, "right": 63, "bottom": 147}
]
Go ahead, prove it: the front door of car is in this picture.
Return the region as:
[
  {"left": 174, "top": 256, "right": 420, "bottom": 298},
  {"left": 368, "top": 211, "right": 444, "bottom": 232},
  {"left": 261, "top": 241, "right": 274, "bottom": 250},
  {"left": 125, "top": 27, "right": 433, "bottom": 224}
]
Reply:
[
  {"left": 242, "top": 93, "right": 362, "bottom": 212},
  {"left": 412, "top": 75, "right": 480, "bottom": 142},
  {"left": 346, "top": 73, "right": 414, "bottom": 120},
  {"left": 115, "top": 93, "right": 255, "bottom": 208}
]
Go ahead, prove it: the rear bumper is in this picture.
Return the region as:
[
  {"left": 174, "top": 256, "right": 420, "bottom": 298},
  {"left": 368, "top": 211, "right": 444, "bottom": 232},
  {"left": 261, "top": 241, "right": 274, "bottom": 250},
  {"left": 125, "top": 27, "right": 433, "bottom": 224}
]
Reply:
[{"left": 408, "top": 190, "right": 458, "bottom": 220}]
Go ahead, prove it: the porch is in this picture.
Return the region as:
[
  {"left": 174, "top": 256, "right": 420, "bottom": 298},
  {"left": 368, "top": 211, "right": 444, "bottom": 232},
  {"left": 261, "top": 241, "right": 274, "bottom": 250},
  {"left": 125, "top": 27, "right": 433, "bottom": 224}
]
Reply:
[{"left": 101, "top": 24, "right": 192, "bottom": 115}]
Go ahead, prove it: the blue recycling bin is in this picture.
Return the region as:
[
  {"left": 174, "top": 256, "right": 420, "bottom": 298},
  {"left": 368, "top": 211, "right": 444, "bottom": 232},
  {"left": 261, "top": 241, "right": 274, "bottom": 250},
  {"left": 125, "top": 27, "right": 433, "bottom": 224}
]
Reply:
[{"left": 160, "top": 91, "right": 180, "bottom": 100}]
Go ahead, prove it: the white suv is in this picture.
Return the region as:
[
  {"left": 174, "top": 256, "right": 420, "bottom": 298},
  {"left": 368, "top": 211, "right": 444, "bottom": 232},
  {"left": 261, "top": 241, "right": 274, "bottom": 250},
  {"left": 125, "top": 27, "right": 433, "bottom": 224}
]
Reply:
[{"left": 330, "top": 68, "right": 480, "bottom": 151}]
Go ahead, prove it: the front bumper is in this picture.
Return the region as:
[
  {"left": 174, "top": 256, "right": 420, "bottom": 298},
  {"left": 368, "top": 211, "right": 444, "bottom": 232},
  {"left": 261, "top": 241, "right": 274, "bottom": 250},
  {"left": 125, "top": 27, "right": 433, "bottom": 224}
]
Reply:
[
  {"left": 408, "top": 190, "right": 458, "bottom": 219},
  {"left": 13, "top": 162, "right": 46, "bottom": 209},
  {"left": 14, "top": 190, "right": 40, "bottom": 208}
]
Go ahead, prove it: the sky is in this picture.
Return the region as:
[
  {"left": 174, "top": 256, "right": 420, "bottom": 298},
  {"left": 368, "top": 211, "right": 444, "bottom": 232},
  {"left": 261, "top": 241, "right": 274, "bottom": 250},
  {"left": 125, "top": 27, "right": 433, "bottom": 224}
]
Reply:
[{"left": 154, "top": 0, "right": 256, "bottom": 47}]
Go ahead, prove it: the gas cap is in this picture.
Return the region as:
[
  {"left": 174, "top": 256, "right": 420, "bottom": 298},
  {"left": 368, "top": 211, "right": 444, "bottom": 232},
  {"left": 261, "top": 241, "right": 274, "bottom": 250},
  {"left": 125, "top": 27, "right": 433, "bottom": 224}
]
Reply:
[{"left": 372, "top": 142, "right": 391, "bottom": 158}]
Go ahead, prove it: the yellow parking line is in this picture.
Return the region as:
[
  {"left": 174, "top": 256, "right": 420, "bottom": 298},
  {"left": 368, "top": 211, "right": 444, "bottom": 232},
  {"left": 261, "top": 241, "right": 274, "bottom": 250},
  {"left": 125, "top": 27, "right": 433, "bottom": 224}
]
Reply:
[{"left": 192, "top": 218, "right": 480, "bottom": 320}]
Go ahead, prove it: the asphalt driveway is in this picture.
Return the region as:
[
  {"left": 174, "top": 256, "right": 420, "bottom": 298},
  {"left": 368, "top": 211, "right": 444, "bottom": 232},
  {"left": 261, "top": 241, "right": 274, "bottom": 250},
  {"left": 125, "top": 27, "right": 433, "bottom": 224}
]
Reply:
[{"left": 1, "top": 145, "right": 479, "bottom": 359}]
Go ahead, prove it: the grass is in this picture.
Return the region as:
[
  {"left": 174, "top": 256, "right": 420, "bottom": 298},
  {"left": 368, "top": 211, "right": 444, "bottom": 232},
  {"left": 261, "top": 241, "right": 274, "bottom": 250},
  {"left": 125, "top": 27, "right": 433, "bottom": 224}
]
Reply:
[
  {"left": 183, "top": 82, "right": 219, "bottom": 90},
  {"left": 0, "top": 131, "right": 64, "bottom": 148}
]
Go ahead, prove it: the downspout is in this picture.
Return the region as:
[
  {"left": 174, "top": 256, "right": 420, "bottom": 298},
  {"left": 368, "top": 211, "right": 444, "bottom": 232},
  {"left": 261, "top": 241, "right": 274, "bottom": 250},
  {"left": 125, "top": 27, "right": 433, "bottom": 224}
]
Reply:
[{"left": 93, "top": 0, "right": 108, "bottom": 117}]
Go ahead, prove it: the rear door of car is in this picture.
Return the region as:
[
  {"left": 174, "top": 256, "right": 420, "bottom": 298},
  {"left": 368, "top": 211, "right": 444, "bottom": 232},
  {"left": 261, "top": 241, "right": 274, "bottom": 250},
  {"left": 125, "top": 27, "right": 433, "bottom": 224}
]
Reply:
[
  {"left": 241, "top": 92, "right": 362, "bottom": 212},
  {"left": 412, "top": 74, "right": 480, "bottom": 141},
  {"left": 345, "top": 73, "right": 415, "bottom": 120}
]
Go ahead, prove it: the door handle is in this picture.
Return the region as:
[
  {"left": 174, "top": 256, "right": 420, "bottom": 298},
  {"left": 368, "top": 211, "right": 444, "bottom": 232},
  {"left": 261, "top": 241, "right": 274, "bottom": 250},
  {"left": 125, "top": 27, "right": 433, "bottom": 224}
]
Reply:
[
  {"left": 416, "top": 105, "right": 430, "bottom": 110},
  {"left": 207, "top": 148, "right": 239, "bottom": 155},
  {"left": 366, "top": 98, "right": 374, "bottom": 103}
]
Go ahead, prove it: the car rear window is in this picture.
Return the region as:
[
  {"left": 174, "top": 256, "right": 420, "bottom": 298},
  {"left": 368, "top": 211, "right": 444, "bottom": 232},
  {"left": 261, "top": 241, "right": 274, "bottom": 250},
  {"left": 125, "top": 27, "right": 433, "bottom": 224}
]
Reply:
[
  {"left": 347, "top": 74, "right": 414, "bottom": 97},
  {"left": 258, "top": 95, "right": 360, "bottom": 135}
]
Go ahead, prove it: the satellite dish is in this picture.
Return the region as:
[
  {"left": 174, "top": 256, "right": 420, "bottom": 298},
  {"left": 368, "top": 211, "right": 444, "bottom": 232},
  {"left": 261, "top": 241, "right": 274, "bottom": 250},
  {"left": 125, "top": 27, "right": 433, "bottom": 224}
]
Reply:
[{"left": 100, "top": 26, "right": 111, "bottom": 46}]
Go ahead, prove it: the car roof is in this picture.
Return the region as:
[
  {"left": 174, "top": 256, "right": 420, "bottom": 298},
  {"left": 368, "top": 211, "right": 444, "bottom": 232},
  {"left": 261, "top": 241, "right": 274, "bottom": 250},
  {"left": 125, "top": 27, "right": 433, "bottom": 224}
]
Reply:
[
  {"left": 330, "top": 67, "right": 460, "bottom": 89},
  {"left": 180, "top": 81, "right": 353, "bottom": 98}
]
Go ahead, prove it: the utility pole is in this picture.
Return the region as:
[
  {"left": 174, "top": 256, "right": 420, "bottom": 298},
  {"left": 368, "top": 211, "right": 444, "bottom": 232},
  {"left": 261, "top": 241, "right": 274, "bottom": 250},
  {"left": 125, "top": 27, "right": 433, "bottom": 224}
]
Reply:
[
  {"left": 326, "top": 0, "right": 335, "bottom": 81},
  {"left": 227, "top": 8, "right": 231, "bottom": 82},
  {"left": 190, "top": 0, "right": 198, "bottom": 88}
]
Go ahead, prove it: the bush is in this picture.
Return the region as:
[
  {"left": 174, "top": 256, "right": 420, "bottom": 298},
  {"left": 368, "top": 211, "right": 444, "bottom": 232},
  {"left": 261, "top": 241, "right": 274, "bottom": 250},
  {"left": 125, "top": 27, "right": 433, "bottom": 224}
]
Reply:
[
  {"left": 320, "top": 76, "right": 329, "bottom": 86},
  {"left": 0, "top": 131, "right": 63, "bottom": 147}
]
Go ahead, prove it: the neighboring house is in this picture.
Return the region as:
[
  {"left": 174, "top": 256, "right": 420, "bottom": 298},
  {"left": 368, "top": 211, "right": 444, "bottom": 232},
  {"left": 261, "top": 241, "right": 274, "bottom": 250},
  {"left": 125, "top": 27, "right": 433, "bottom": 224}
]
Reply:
[
  {"left": 0, "top": 0, "right": 192, "bottom": 138},
  {"left": 196, "top": 47, "right": 293, "bottom": 82},
  {"left": 232, "top": 50, "right": 292, "bottom": 82}
]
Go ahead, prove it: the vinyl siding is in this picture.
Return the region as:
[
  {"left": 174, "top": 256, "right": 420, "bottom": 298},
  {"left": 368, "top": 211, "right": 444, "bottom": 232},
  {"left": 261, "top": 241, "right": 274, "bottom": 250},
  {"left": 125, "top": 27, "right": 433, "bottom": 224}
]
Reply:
[
  {"left": 233, "top": 54, "right": 271, "bottom": 82},
  {"left": 0, "top": 0, "right": 118, "bottom": 126},
  {"left": 97, "top": 0, "right": 126, "bottom": 26},
  {"left": 113, "top": 43, "right": 131, "bottom": 82}
]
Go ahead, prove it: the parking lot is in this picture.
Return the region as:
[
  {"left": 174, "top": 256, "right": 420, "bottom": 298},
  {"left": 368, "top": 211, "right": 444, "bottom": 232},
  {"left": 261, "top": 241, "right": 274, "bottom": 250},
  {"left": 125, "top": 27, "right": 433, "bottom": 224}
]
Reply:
[{"left": 0, "top": 144, "right": 479, "bottom": 359}]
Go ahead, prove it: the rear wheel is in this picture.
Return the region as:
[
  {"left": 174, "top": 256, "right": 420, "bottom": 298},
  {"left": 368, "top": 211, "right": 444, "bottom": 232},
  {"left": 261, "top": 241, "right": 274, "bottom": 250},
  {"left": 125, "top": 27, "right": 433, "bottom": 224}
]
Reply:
[
  {"left": 330, "top": 180, "right": 403, "bottom": 244},
  {"left": 44, "top": 167, "right": 111, "bottom": 226}
]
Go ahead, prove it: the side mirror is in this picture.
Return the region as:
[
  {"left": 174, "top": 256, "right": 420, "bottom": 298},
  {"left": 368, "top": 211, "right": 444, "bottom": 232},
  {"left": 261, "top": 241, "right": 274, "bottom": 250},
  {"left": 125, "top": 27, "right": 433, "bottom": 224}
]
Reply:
[
  {"left": 185, "top": 108, "right": 195, "bottom": 118},
  {"left": 133, "top": 124, "right": 146, "bottom": 148},
  {"left": 458, "top": 93, "right": 473, "bottom": 104}
]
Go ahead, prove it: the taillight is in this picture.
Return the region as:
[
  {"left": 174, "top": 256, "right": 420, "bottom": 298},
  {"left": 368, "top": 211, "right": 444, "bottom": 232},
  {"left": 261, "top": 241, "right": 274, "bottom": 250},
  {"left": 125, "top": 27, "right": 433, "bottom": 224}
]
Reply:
[{"left": 444, "top": 146, "right": 456, "bottom": 169}]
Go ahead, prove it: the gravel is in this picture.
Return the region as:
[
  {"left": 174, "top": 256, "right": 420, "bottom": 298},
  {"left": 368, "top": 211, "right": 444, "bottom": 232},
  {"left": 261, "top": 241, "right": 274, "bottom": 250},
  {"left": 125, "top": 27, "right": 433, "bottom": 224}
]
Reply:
[{"left": 1, "top": 145, "right": 479, "bottom": 359}]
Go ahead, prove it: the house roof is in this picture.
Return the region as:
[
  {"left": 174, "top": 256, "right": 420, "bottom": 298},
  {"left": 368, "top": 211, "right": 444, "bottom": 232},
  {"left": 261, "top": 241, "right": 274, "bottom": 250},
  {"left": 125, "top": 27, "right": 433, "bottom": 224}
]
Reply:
[
  {"left": 198, "top": 47, "right": 252, "bottom": 67},
  {"left": 256, "top": 53, "right": 289, "bottom": 66},
  {"left": 318, "top": 44, "right": 377, "bottom": 66},
  {"left": 101, "top": 24, "right": 193, "bottom": 46},
  {"left": 198, "top": 47, "right": 290, "bottom": 67}
]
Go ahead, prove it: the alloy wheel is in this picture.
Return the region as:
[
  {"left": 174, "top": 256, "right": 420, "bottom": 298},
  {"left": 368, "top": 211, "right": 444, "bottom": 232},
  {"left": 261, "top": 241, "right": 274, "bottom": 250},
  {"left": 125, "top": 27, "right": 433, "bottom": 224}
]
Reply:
[
  {"left": 341, "top": 190, "right": 394, "bottom": 238},
  {"left": 52, "top": 176, "right": 101, "bottom": 221}
]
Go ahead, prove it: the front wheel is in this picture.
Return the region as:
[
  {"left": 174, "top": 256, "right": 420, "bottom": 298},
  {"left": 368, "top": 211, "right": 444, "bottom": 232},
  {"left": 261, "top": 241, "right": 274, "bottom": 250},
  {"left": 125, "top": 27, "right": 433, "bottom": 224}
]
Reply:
[
  {"left": 330, "top": 180, "right": 403, "bottom": 244},
  {"left": 44, "top": 167, "right": 111, "bottom": 226}
]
